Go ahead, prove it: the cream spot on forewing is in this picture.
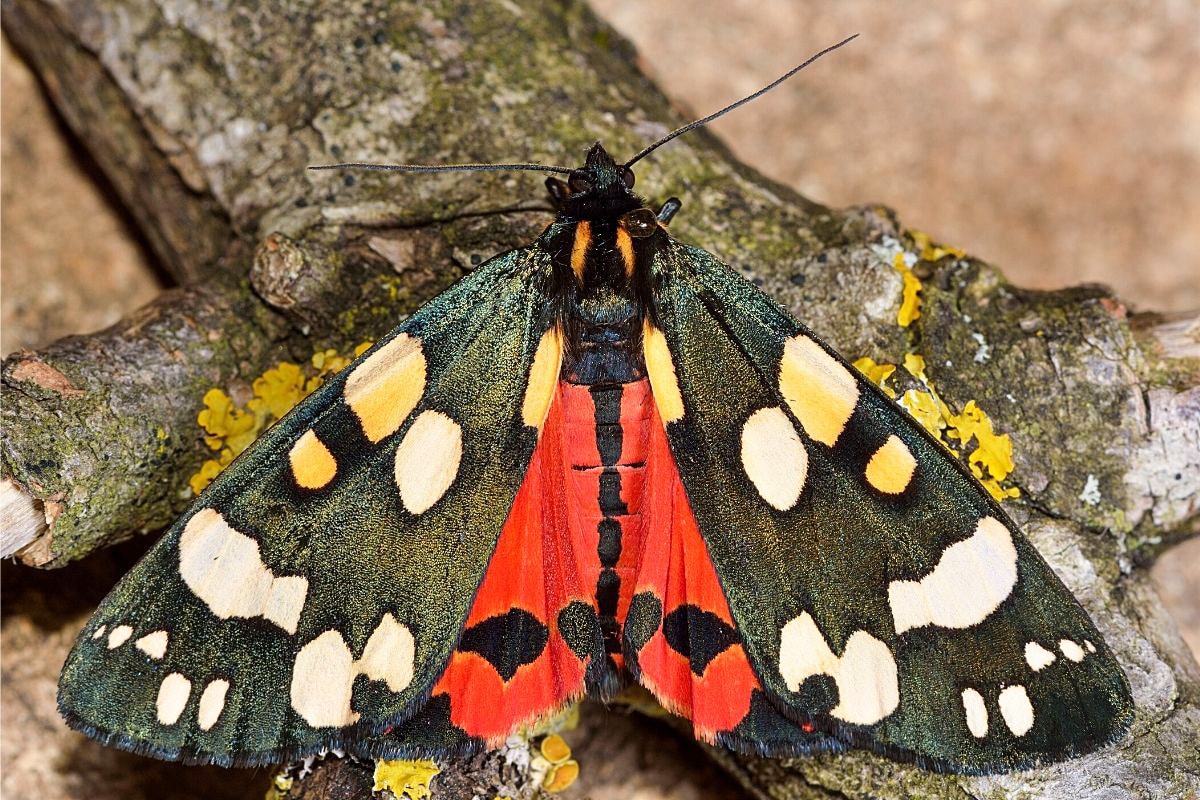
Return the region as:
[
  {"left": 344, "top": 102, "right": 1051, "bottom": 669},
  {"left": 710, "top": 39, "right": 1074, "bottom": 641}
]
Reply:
[
  {"left": 289, "top": 430, "right": 337, "bottom": 489},
  {"left": 344, "top": 333, "right": 426, "bottom": 443},
  {"left": 291, "top": 615, "right": 417, "bottom": 728},
  {"left": 135, "top": 630, "right": 169, "bottom": 660},
  {"left": 291, "top": 631, "right": 357, "bottom": 727},
  {"left": 961, "top": 688, "right": 988, "bottom": 738},
  {"left": 778, "top": 612, "right": 899, "bottom": 725},
  {"left": 394, "top": 411, "right": 462, "bottom": 514},
  {"left": 156, "top": 673, "right": 192, "bottom": 725},
  {"left": 888, "top": 517, "right": 1018, "bottom": 634},
  {"left": 91, "top": 625, "right": 107, "bottom": 640},
  {"left": 357, "top": 613, "right": 416, "bottom": 692},
  {"left": 522, "top": 328, "right": 562, "bottom": 430},
  {"left": 741, "top": 407, "right": 808, "bottom": 510},
  {"left": 107, "top": 625, "right": 133, "bottom": 649},
  {"left": 1085, "top": 640, "right": 1096, "bottom": 653},
  {"left": 865, "top": 435, "right": 917, "bottom": 494},
  {"left": 998, "top": 685, "right": 1035, "bottom": 736},
  {"left": 779, "top": 335, "right": 859, "bottom": 447},
  {"left": 643, "top": 322, "right": 684, "bottom": 424},
  {"left": 1060, "top": 639, "right": 1086, "bottom": 662},
  {"left": 179, "top": 508, "right": 308, "bottom": 634},
  {"left": 1025, "top": 641, "right": 1057, "bottom": 671},
  {"left": 198, "top": 679, "right": 231, "bottom": 731}
]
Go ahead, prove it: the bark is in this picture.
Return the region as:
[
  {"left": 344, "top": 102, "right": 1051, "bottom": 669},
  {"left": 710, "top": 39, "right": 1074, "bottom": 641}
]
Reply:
[{"left": 2, "top": 0, "right": 1197, "bottom": 798}]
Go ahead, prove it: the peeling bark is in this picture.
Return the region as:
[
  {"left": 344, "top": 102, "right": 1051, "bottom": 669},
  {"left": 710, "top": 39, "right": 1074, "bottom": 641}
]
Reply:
[{"left": 1, "top": 0, "right": 1197, "bottom": 797}]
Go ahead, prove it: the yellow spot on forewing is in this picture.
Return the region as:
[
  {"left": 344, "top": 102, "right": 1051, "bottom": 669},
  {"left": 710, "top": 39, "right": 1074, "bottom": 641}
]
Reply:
[
  {"left": 344, "top": 333, "right": 426, "bottom": 443},
  {"left": 778, "top": 612, "right": 899, "bottom": 725},
  {"left": 998, "top": 685, "right": 1034, "bottom": 736},
  {"left": 291, "top": 615, "right": 417, "bottom": 728},
  {"left": 107, "top": 625, "right": 133, "bottom": 649},
  {"left": 741, "top": 407, "right": 808, "bottom": 510},
  {"left": 156, "top": 673, "right": 192, "bottom": 725},
  {"left": 372, "top": 759, "right": 440, "bottom": 800},
  {"left": 961, "top": 688, "right": 988, "bottom": 738},
  {"left": 522, "top": 328, "right": 562, "bottom": 430},
  {"left": 615, "top": 226, "right": 635, "bottom": 276},
  {"left": 1025, "top": 641, "right": 1056, "bottom": 671},
  {"left": 394, "top": 411, "right": 463, "bottom": 514},
  {"left": 135, "top": 630, "right": 169, "bottom": 660},
  {"left": 643, "top": 322, "right": 684, "bottom": 424},
  {"left": 779, "top": 335, "right": 859, "bottom": 447},
  {"left": 289, "top": 430, "right": 337, "bottom": 489},
  {"left": 179, "top": 509, "right": 308, "bottom": 634},
  {"left": 570, "top": 220, "right": 591, "bottom": 281},
  {"left": 198, "top": 679, "right": 230, "bottom": 731},
  {"left": 865, "top": 435, "right": 917, "bottom": 494},
  {"left": 888, "top": 517, "right": 1018, "bottom": 634}
]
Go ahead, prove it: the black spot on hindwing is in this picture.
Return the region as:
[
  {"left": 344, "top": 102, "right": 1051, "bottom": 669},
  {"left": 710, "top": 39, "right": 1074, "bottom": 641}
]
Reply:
[
  {"left": 622, "top": 592, "right": 663, "bottom": 674},
  {"left": 458, "top": 610, "right": 550, "bottom": 682},
  {"left": 662, "top": 604, "right": 739, "bottom": 676},
  {"left": 557, "top": 601, "right": 602, "bottom": 662}
]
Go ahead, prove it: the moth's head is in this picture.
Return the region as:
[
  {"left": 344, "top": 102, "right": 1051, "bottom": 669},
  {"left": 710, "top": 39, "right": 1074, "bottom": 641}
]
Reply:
[{"left": 549, "top": 142, "right": 644, "bottom": 220}]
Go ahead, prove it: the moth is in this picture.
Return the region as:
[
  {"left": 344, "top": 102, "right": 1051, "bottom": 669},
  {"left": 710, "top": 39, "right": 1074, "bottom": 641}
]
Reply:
[{"left": 58, "top": 37, "right": 1133, "bottom": 774}]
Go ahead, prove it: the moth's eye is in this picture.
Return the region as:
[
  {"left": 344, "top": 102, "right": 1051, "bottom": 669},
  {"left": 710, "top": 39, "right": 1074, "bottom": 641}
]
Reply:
[
  {"left": 621, "top": 167, "right": 636, "bottom": 189},
  {"left": 621, "top": 208, "right": 659, "bottom": 238},
  {"left": 568, "top": 173, "right": 593, "bottom": 193}
]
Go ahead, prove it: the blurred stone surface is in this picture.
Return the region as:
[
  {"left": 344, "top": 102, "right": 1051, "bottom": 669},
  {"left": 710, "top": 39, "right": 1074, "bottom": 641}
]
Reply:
[
  {"left": 1, "top": 37, "right": 161, "bottom": 356},
  {"left": 591, "top": 0, "right": 1200, "bottom": 314}
]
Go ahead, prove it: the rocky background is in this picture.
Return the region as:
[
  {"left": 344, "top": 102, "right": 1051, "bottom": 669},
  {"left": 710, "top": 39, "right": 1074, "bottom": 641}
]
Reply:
[{"left": 2, "top": 2, "right": 1197, "bottom": 799}]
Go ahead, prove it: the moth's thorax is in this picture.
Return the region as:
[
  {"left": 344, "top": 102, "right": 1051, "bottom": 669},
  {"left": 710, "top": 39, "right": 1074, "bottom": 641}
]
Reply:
[{"left": 546, "top": 216, "right": 653, "bottom": 384}]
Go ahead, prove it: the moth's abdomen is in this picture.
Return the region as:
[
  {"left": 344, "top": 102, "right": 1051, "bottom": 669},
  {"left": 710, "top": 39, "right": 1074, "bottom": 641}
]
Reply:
[{"left": 560, "top": 378, "right": 652, "bottom": 671}]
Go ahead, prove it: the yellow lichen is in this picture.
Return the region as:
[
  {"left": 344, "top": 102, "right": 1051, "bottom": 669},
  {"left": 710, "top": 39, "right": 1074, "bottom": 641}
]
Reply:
[
  {"left": 189, "top": 341, "right": 373, "bottom": 494},
  {"left": 372, "top": 759, "right": 440, "bottom": 800},
  {"left": 900, "top": 389, "right": 946, "bottom": 437},
  {"left": 852, "top": 357, "right": 897, "bottom": 398},
  {"left": 911, "top": 229, "right": 966, "bottom": 262},
  {"left": 526, "top": 731, "right": 581, "bottom": 794},
  {"left": 894, "top": 252, "right": 922, "bottom": 327},
  {"left": 264, "top": 771, "right": 293, "bottom": 800},
  {"left": 543, "top": 760, "right": 580, "bottom": 793},
  {"left": 540, "top": 733, "right": 572, "bottom": 763},
  {"left": 945, "top": 400, "right": 1021, "bottom": 501}
]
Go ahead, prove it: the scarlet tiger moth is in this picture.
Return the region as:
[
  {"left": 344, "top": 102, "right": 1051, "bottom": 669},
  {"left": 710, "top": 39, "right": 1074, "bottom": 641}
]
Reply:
[{"left": 58, "top": 35, "right": 1132, "bottom": 775}]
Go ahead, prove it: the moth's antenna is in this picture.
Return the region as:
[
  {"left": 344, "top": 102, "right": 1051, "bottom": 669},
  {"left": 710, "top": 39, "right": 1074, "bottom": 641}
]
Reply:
[
  {"left": 624, "top": 33, "right": 859, "bottom": 169},
  {"left": 307, "top": 161, "right": 573, "bottom": 175}
]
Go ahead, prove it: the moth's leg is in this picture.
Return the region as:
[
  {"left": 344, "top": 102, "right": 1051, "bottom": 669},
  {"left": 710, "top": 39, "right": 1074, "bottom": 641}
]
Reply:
[
  {"left": 546, "top": 177, "right": 571, "bottom": 209},
  {"left": 657, "top": 197, "right": 682, "bottom": 225}
]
